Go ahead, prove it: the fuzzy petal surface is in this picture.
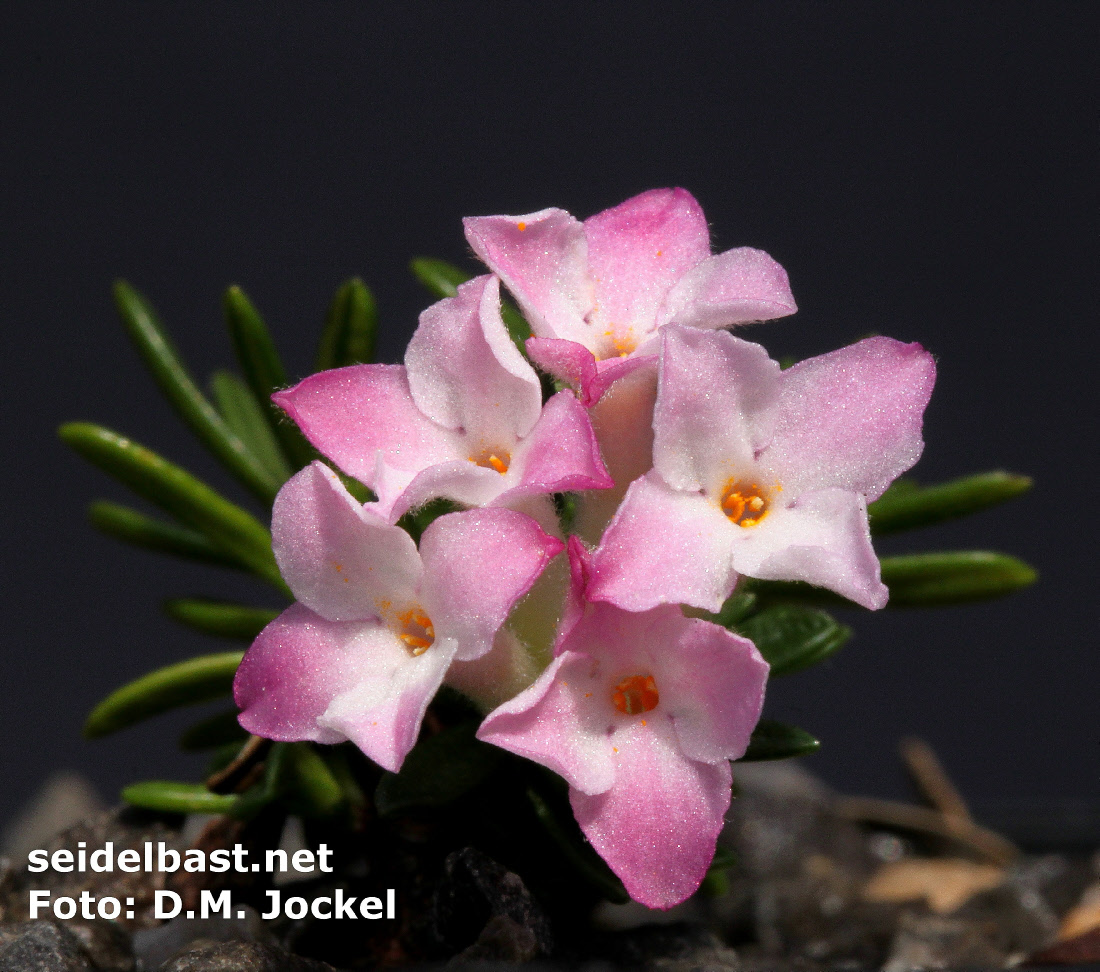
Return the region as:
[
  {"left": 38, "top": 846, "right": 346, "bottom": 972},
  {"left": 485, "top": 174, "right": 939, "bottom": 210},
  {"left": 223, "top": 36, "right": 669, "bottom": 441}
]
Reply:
[
  {"left": 658, "top": 247, "right": 797, "bottom": 330},
  {"left": 478, "top": 651, "right": 617, "bottom": 795},
  {"left": 653, "top": 326, "right": 780, "bottom": 493},
  {"left": 731, "top": 488, "right": 888, "bottom": 609},
  {"left": 273, "top": 365, "right": 460, "bottom": 516},
  {"left": 463, "top": 208, "right": 592, "bottom": 344},
  {"left": 765, "top": 337, "right": 935, "bottom": 500},
  {"left": 570, "top": 722, "right": 733, "bottom": 910},
  {"left": 525, "top": 337, "right": 655, "bottom": 407},
  {"left": 588, "top": 474, "right": 737, "bottom": 613},
  {"left": 419, "top": 508, "right": 564, "bottom": 662},
  {"left": 584, "top": 188, "right": 711, "bottom": 340},
  {"left": 406, "top": 275, "right": 542, "bottom": 443},
  {"left": 505, "top": 390, "right": 613, "bottom": 497},
  {"left": 272, "top": 463, "right": 421, "bottom": 621}
]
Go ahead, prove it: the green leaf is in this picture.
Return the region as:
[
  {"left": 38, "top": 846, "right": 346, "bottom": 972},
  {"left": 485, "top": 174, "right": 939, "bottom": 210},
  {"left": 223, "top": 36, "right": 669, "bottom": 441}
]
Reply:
[
  {"left": 316, "top": 277, "right": 378, "bottom": 371},
  {"left": 869, "top": 471, "right": 1033, "bottom": 535},
  {"left": 209, "top": 370, "right": 292, "bottom": 485},
  {"left": 88, "top": 500, "right": 241, "bottom": 569},
  {"left": 59, "top": 423, "right": 287, "bottom": 592},
  {"left": 163, "top": 599, "right": 280, "bottom": 640},
  {"left": 113, "top": 281, "right": 281, "bottom": 504},
  {"left": 736, "top": 605, "right": 851, "bottom": 677},
  {"left": 739, "top": 720, "right": 820, "bottom": 761},
  {"left": 709, "top": 590, "right": 758, "bottom": 628},
  {"left": 224, "top": 285, "right": 317, "bottom": 471},
  {"left": 526, "top": 785, "right": 629, "bottom": 903},
  {"left": 396, "top": 497, "right": 463, "bottom": 545},
  {"left": 121, "top": 780, "right": 240, "bottom": 815},
  {"left": 410, "top": 257, "right": 472, "bottom": 299},
  {"left": 282, "top": 743, "right": 345, "bottom": 819},
  {"left": 179, "top": 709, "right": 248, "bottom": 751},
  {"left": 375, "top": 722, "right": 502, "bottom": 816},
  {"left": 500, "top": 298, "right": 532, "bottom": 347},
  {"left": 84, "top": 652, "right": 244, "bottom": 739},
  {"left": 880, "top": 550, "right": 1038, "bottom": 606}
]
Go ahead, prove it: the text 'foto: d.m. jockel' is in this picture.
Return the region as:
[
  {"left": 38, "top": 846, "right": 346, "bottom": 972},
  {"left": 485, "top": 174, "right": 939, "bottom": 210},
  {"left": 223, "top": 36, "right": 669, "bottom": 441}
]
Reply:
[{"left": 233, "top": 188, "right": 935, "bottom": 909}]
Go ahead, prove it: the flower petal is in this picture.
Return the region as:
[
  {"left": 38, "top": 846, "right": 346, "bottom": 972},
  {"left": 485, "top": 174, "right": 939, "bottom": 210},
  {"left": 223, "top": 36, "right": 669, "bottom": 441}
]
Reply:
[
  {"left": 406, "top": 275, "right": 542, "bottom": 442},
  {"left": 653, "top": 326, "right": 780, "bottom": 493},
  {"left": 570, "top": 721, "right": 732, "bottom": 910},
  {"left": 272, "top": 463, "right": 421, "bottom": 621},
  {"left": 584, "top": 188, "right": 711, "bottom": 339},
  {"left": 478, "top": 651, "right": 617, "bottom": 795},
  {"left": 658, "top": 246, "right": 797, "bottom": 330},
  {"left": 318, "top": 632, "right": 456, "bottom": 772},
  {"left": 234, "top": 603, "right": 362, "bottom": 746},
  {"left": 525, "top": 337, "right": 658, "bottom": 408},
  {"left": 588, "top": 474, "right": 737, "bottom": 613},
  {"left": 659, "top": 619, "right": 769, "bottom": 764},
  {"left": 463, "top": 207, "right": 593, "bottom": 343},
  {"left": 272, "top": 364, "right": 460, "bottom": 516},
  {"left": 419, "top": 508, "right": 564, "bottom": 662},
  {"left": 505, "top": 390, "right": 613, "bottom": 498},
  {"left": 764, "top": 337, "right": 935, "bottom": 500},
  {"left": 733, "top": 488, "right": 887, "bottom": 609}
]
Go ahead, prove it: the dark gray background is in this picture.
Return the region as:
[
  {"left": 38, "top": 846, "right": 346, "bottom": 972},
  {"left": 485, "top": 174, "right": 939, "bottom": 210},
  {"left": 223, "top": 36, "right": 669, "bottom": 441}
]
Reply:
[{"left": 1, "top": 2, "right": 1096, "bottom": 827}]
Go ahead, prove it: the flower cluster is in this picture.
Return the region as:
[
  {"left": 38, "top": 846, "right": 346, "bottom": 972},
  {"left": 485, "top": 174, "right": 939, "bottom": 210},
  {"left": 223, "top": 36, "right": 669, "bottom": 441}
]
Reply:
[{"left": 234, "top": 188, "right": 935, "bottom": 909}]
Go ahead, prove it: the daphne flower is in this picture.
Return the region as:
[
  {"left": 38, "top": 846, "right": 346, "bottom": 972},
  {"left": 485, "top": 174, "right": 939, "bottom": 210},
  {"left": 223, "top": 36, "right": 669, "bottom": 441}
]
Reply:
[
  {"left": 478, "top": 539, "right": 768, "bottom": 909},
  {"left": 588, "top": 325, "right": 935, "bottom": 612},
  {"left": 464, "top": 188, "right": 797, "bottom": 405},
  {"left": 234, "top": 462, "right": 563, "bottom": 772},
  {"left": 273, "top": 275, "right": 611, "bottom": 522}
]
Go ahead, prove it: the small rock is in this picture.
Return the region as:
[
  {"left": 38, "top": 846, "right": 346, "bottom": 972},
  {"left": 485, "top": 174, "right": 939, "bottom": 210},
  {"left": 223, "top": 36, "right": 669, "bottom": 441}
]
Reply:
[
  {"left": 64, "top": 920, "right": 134, "bottom": 971},
  {"left": 158, "top": 939, "right": 338, "bottom": 971},
  {"left": 1027, "top": 926, "right": 1100, "bottom": 965},
  {"left": 131, "top": 904, "right": 268, "bottom": 970},
  {"left": 453, "top": 914, "right": 539, "bottom": 964},
  {"left": 0, "top": 919, "right": 96, "bottom": 971},
  {"left": 882, "top": 912, "right": 1006, "bottom": 972},
  {"left": 433, "top": 847, "right": 553, "bottom": 959},
  {"left": 594, "top": 923, "right": 739, "bottom": 972}
]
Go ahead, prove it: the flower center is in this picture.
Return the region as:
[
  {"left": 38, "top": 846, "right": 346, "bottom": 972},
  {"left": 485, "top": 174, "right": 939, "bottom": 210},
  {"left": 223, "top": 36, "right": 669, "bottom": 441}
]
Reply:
[
  {"left": 611, "top": 674, "right": 659, "bottom": 715},
  {"left": 469, "top": 448, "right": 510, "bottom": 474},
  {"left": 720, "top": 481, "right": 769, "bottom": 527},
  {"left": 396, "top": 607, "right": 435, "bottom": 656}
]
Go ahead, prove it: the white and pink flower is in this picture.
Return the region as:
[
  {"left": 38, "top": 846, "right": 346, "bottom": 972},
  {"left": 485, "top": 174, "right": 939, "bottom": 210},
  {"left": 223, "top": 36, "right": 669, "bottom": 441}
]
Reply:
[
  {"left": 234, "top": 462, "right": 563, "bottom": 772},
  {"left": 464, "top": 188, "right": 797, "bottom": 406}
]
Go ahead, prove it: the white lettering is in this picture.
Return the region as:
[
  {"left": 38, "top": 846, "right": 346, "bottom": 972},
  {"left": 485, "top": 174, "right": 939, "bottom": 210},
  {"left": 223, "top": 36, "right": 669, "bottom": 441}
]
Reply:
[
  {"left": 154, "top": 890, "right": 182, "bottom": 919},
  {"left": 29, "top": 890, "right": 50, "bottom": 918},
  {"left": 201, "top": 890, "right": 232, "bottom": 919}
]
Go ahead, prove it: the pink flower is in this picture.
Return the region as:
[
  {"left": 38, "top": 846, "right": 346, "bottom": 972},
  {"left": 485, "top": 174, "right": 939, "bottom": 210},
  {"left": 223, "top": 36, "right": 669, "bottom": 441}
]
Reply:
[
  {"left": 464, "top": 188, "right": 797, "bottom": 405},
  {"left": 234, "top": 462, "right": 563, "bottom": 772},
  {"left": 478, "top": 539, "right": 768, "bottom": 909},
  {"left": 273, "top": 275, "right": 611, "bottom": 522},
  {"left": 588, "top": 326, "right": 936, "bottom": 613}
]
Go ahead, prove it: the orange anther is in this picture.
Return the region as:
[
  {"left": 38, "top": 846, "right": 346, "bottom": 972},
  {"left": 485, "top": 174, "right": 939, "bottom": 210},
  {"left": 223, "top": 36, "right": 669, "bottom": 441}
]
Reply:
[
  {"left": 720, "top": 480, "right": 770, "bottom": 527},
  {"left": 396, "top": 607, "right": 435, "bottom": 657},
  {"left": 611, "top": 674, "right": 659, "bottom": 715},
  {"left": 517, "top": 221, "right": 527, "bottom": 231}
]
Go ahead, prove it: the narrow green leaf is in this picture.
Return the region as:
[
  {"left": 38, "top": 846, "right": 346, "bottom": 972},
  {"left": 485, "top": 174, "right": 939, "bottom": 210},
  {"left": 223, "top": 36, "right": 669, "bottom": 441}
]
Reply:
[
  {"left": 228, "top": 743, "right": 289, "bottom": 820},
  {"left": 84, "top": 652, "right": 244, "bottom": 739},
  {"left": 88, "top": 500, "right": 241, "bottom": 569},
  {"left": 121, "top": 780, "right": 240, "bottom": 815},
  {"left": 113, "top": 281, "right": 280, "bottom": 504},
  {"left": 375, "top": 722, "right": 502, "bottom": 816},
  {"left": 179, "top": 709, "right": 247, "bottom": 751},
  {"left": 163, "top": 599, "right": 280, "bottom": 640},
  {"left": 869, "top": 471, "right": 1033, "bottom": 535},
  {"left": 316, "top": 278, "right": 378, "bottom": 371},
  {"left": 410, "top": 257, "right": 471, "bottom": 299},
  {"left": 321, "top": 746, "right": 369, "bottom": 826},
  {"left": 880, "top": 550, "right": 1038, "bottom": 606},
  {"left": 59, "top": 423, "right": 287, "bottom": 592},
  {"left": 282, "top": 743, "right": 345, "bottom": 818},
  {"left": 739, "top": 720, "right": 820, "bottom": 762},
  {"left": 396, "top": 497, "right": 463, "bottom": 545},
  {"left": 500, "top": 299, "right": 532, "bottom": 347},
  {"left": 209, "top": 370, "right": 292, "bottom": 485},
  {"left": 224, "top": 285, "right": 317, "bottom": 471},
  {"left": 526, "top": 786, "right": 628, "bottom": 903},
  {"left": 709, "top": 590, "right": 758, "bottom": 628},
  {"left": 736, "top": 605, "right": 851, "bottom": 677}
]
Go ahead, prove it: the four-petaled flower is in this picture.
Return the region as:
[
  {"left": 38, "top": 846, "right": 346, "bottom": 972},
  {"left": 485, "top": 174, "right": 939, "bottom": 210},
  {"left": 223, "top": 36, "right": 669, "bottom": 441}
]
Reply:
[
  {"left": 588, "top": 325, "right": 935, "bottom": 612},
  {"left": 465, "top": 188, "right": 798, "bottom": 406},
  {"left": 234, "top": 462, "right": 563, "bottom": 772},
  {"left": 274, "top": 274, "right": 612, "bottom": 523},
  {"left": 478, "top": 539, "right": 769, "bottom": 909}
]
